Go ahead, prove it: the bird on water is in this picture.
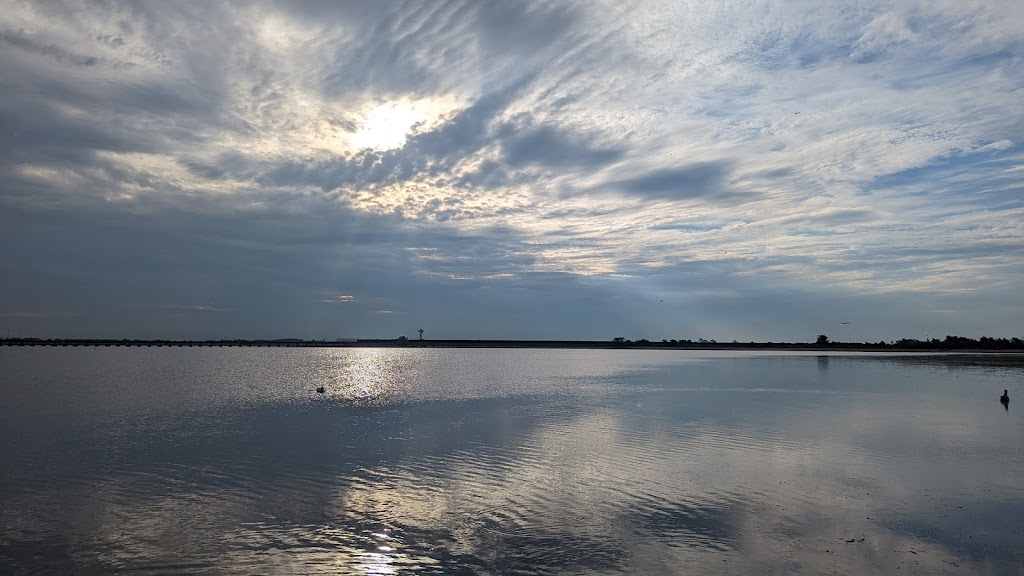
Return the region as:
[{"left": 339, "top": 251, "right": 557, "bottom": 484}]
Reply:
[
  {"left": 316, "top": 386, "right": 325, "bottom": 394},
  {"left": 1000, "top": 390, "right": 1009, "bottom": 404}
]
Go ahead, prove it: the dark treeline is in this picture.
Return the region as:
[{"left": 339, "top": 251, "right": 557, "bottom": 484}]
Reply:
[
  {"left": 815, "top": 334, "right": 1024, "bottom": 350},
  {"left": 884, "top": 335, "right": 1024, "bottom": 350},
  {"left": 617, "top": 334, "right": 1024, "bottom": 350}
]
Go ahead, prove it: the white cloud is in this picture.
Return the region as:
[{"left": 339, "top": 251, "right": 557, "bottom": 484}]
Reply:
[{"left": 0, "top": 0, "right": 1022, "bottom": 338}]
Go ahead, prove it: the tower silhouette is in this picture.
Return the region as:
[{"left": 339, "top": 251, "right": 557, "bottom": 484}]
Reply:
[{"left": 418, "top": 328, "right": 424, "bottom": 340}]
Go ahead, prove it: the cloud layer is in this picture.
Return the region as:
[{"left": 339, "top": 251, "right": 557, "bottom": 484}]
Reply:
[{"left": 1, "top": 0, "right": 1022, "bottom": 340}]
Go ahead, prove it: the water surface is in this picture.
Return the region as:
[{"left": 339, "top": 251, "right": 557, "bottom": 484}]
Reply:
[{"left": 1, "top": 348, "right": 1022, "bottom": 574}]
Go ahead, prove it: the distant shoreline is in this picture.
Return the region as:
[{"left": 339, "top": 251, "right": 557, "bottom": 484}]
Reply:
[{"left": 2, "top": 337, "right": 1023, "bottom": 354}]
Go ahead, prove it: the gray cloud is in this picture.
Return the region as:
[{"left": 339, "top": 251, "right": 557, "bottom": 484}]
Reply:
[
  {"left": 612, "top": 161, "right": 744, "bottom": 202},
  {"left": 1, "top": 29, "right": 100, "bottom": 67},
  {"left": 501, "top": 124, "right": 624, "bottom": 169},
  {"left": 476, "top": 2, "right": 577, "bottom": 56},
  {"left": 0, "top": 0, "right": 1022, "bottom": 339},
  {"left": 0, "top": 92, "right": 149, "bottom": 166}
]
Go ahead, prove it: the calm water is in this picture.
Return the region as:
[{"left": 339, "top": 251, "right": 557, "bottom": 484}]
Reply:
[{"left": 1, "top": 348, "right": 1022, "bottom": 575}]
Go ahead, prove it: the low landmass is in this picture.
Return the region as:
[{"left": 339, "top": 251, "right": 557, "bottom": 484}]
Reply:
[{"left": 2, "top": 334, "right": 1023, "bottom": 352}]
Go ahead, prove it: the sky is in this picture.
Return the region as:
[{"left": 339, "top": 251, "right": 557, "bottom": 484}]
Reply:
[{"left": 1, "top": 0, "right": 1022, "bottom": 342}]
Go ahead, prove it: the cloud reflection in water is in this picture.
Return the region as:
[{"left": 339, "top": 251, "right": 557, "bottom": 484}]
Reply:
[{"left": 0, "top": 349, "right": 1022, "bottom": 574}]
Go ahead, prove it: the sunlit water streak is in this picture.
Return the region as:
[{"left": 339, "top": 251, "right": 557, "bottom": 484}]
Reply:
[{"left": 1, "top": 348, "right": 1022, "bottom": 574}]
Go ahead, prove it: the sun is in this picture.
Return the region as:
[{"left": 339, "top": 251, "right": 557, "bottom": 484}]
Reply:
[
  {"left": 349, "top": 102, "right": 429, "bottom": 151},
  {"left": 346, "top": 97, "right": 460, "bottom": 152}
]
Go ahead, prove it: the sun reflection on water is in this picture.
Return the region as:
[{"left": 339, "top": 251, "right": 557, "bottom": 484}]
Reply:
[
  {"left": 312, "top": 348, "right": 411, "bottom": 406},
  {"left": 354, "top": 551, "right": 397, "bottom": 576}
]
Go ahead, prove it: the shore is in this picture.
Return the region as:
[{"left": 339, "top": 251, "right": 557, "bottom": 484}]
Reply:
[{"left": 2, "top": 337, "right": 1023, "bottom": 356}]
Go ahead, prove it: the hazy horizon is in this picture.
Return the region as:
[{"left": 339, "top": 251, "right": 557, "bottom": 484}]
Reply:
[{"left": 2, "top": 1, "right": 1022, "bottom": 342}]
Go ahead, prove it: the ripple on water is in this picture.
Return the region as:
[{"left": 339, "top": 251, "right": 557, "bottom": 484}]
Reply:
[{"left": 2, "top": 348, "right": 1022, "bottom": 574}]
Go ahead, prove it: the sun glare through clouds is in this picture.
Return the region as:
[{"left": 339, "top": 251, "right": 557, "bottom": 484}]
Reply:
[{"left": 349, "top": 98, "right": 458, "bottom": 151}]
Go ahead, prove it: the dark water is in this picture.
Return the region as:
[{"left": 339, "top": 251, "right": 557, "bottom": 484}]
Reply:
[{"left": 1, "top": 348, "right": 1022, "bottom": 575}]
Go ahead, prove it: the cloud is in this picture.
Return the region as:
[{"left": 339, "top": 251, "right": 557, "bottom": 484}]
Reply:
[
  {"left": 611, "top": 161, "right": 740, "bottom": 201},
  {"left": 162, "top": 305, "right": 225, "bottom": 313},
  {"left": 0, "top": 311, "right": 78, "bottom": 318},
  {"left": 322, "top": 295, "right": 357, "bottom": 303},
  {"left": 849, "top": 11, "right": 916, "bottom": 62},
  {"left": 501, "top": 124, "right": 624, "bottom": 169},
  {"left": 0, "top": 0, "right": 1022, "bottom": 339},
  {"left": 0, "top": 29, "right": 101, "bottom": 67}
]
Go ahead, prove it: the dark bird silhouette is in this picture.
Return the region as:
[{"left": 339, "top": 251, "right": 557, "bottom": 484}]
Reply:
[
  {"left": 1000, "top": 389, "right": 1009, "bottom": 404},
  {"left": 316, "top": 386, "right": 325, "bottom": 394}
]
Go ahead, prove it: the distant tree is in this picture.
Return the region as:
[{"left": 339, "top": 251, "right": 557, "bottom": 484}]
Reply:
[
  {"left": 636, "top": 338, "right": 650, "bottom": 344},
  {"left": 612, "top": 337, "right": 626, "bottom": 343},
  {"left": 816, "top": 334, "right": 830, "bottom": 345}
]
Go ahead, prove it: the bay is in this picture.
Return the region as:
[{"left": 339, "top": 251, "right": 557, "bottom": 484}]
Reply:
[{"left": 1, "top": 347, "right": 1022, "bottom": 574}]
